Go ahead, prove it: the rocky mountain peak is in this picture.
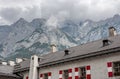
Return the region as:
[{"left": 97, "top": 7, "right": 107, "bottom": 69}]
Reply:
[
  {"left": 31, "top": 18, "right": 46, "bottom": 23},
  {"left": 0, "top": 14, "right": 120, "bottom": 60},
  {"left": 113, "top": 14, "right": 120, "bottom": 18},
  {"left": 30, "top": 18, "right": 46, "bottom": 28},
  {"left": 17, "top": 18, "right": 28, "bottom": 23},
  {"left": 12, "top": 18, "right": 29, "bottom": 27}
]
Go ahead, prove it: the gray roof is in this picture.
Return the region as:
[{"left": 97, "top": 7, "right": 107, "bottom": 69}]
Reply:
[
  {"left": 14, "top": 59, "right": 30, "bottom": 73},
  {"left": 0, "top": 65, "right": 14, "bottom": 74},
  {"left": 39, "top": 35, "right": 120, "bottom": 66},
  {"left": 14, "top": 35, "right": 120, "bottom": 73},
  {"left": 0, "top": 72, "right": 20, "bottom": 78}
]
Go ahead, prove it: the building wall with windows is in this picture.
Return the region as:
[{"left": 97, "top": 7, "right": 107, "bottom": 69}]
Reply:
[{"left": 38, "top": 52, "right": 120, "bottom": 79}]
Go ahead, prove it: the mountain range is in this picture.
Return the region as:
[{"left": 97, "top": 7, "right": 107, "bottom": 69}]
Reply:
[{"left": 0, "top": 14, "right": 120, "bottom": 60}]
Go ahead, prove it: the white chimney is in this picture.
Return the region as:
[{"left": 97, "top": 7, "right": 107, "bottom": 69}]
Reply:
[
  {"left": 16, "top": 58, "right": 23, "bottom": 63},
  {"left": 8, "top": 61, "right": 15, "bottom": 66},
  {"left": 109, "top": 27, "right": 117, "bottom": 37},
  {"left": 29, "top": 55, "right": 39, "bottom": 79},
  {"left": 50, "top": 44, "right": 57, "bottom": 53},
  {"left": 2, "top": 62, "right": 7, "bottom": 65}
]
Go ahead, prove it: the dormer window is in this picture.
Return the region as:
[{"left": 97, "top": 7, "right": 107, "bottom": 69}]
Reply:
[
  {"left": 64, "top": 49, "right": 70, "bottom": 56},
  {"left": 103, "top": 39, "right": 112, "bottom": 46}
]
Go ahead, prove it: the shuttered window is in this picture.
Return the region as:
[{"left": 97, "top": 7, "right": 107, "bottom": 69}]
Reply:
[
  {"left": 63, "top": 70, "right": 69, "bottom": 79},
  {"left": 113, "top": 61, "right": 120, "bottom": 76},
  {"left": 80, "top": 67, "right": 86, "bottom": 79}
]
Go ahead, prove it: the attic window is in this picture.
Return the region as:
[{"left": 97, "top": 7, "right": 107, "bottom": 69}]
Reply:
[
  {"left": 64, "top": 49, "right": 70, "bottom": 56},
  {"left": 103, "top": 39, "right": 112, "bottom": 46}
]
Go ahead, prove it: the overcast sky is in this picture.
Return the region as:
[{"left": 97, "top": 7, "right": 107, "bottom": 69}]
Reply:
[{"left": 0, "top": 0, "right": 120, "bottom": 25}]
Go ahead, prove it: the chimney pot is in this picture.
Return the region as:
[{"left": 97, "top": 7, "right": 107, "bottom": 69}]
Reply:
[
  {"left": 16, "top": 58, "right": 23, "bottom": 63},
  {"left": 8, "top": 61, "right": 15, "bottom": 66},
  {"left": 1, "top": 62, "right": 7, "bottom": 65},
  {"left": 109, "top": 27, "right": 117, "bottom": 37},
  {"left": 50, "top": 44, "right": 57, "bottom": 53}
]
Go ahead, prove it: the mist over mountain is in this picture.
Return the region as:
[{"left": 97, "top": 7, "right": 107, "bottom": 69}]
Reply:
[{"left": 0, "top": 14, "right": 120, "bottom": 60}]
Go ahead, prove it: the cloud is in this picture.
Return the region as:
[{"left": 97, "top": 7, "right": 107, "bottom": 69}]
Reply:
[
  {"left": 0, "top": 0, "right": 120, "bottom": 25},
  {"left": 0, "top": 16, "right": 10, "bottom": 25},
  {"left": 0, "top": 7, "right": 22, "bottom": 22},
  {"left": 0, "top": 0, "right": 41, "bottom": 8},
  {"left": 0, "top": 0, "right": 41, "bottom": 24},
  {"left": 0, "top": 6, "right": 41, "bottom": 24},
  {"left": 41, "top": 0, "right": 120, "bottom": 21}
]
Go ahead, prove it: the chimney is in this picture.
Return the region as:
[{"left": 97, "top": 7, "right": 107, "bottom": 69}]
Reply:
[
  {"left": 16, "top": 58, "right": 23, "bottom": 63},
  {"left": 50, "top": 44, "right": 57, "bottom": 53},
  {"left": 29, "top": 55, "right": 39, "bottom": 79},
  {"left": 1, "top": 62, "right": 7, "bottom": 65},
  {"left": 8, "top": 61, "right": 15, "bottom": 66},
  {"left": 109, "top": 27, "right": 117, "bottom": 37}
]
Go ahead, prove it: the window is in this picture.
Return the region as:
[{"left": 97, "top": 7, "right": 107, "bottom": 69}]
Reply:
[
  {"left": 113, "top": 61, "right": 120, "bottom": 76},
  {"left": 79, "top": 67, "right": 86, "bottom": 79},
  {"left": 38, "top": 58, "right": 41, "bottom": 62},
  {"left": 44, "top": 73, "right": 48, "bottom": 79},
  {"left": 32, "top": 57, "right": 34, "bottom": 60},
  {"left": 63, "top": 70, "right": 69, "bottom": 79}
]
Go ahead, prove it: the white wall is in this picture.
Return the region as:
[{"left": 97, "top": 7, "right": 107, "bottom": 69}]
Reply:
[
  {"left": 39, "top": 52, "right": 120, "bottom": 79},
  {"left": 21, "top": 52, "right": 120, "bottom": 79}
]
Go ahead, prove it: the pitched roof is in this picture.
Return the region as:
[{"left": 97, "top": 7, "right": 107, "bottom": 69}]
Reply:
[
  {"left": 0, "top": 72, "right": 20, "bottom": 78},
  {"left": 39, "top": 35, "right": 120, "bottom": 66},
  {"left": 14, "top": 59, "right": 30, "bottom": 73},
  {"left": 0, "top": 65, "right": 14, "bottom": 74},
  {"left": 14, "top": 35, "right": 120, "bottom": 72}
]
